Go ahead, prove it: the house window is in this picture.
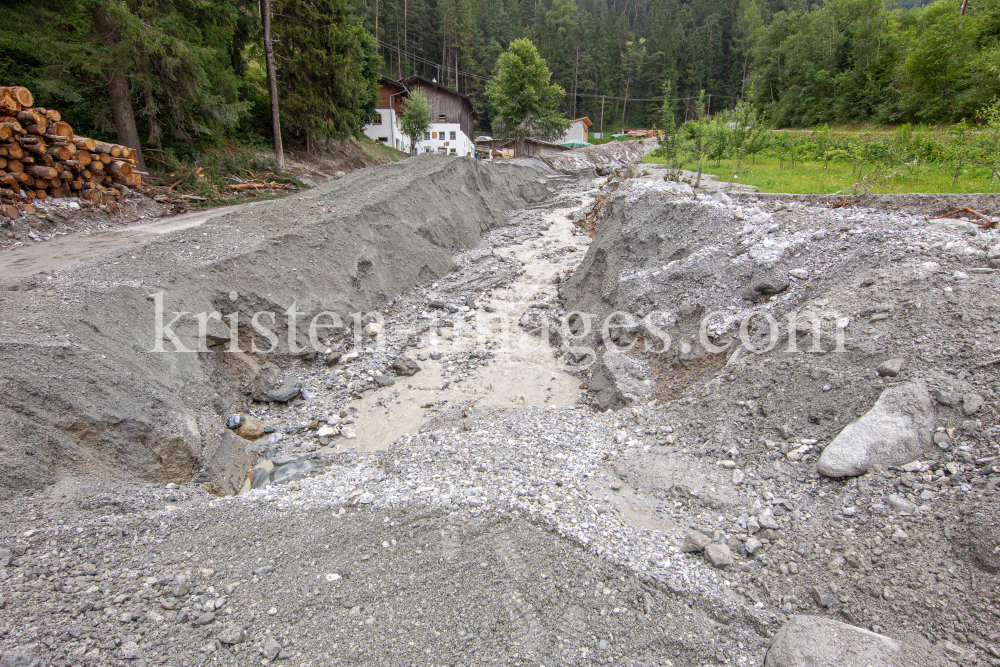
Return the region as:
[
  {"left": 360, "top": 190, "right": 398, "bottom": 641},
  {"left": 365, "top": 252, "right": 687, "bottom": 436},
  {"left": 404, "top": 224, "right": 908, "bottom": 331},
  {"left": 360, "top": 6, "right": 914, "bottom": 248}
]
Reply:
[
  {"left": 377, "top": 137, "right": 388, "bottom": 143},
  {"left": 424, "top": 132, "right": 431, "bottom": 141},
  {"left": 438, "top": 114, "right": 446, "bottom": 122},
  {"left": 437, "top": 147, "right": 447, "bottom": 154},
  {"left": 425, "top": 147, "right": 433, "bottom": 153},
  {"left": 450, "top": 148, "right": 457, "bottom": 155},
  {"left": 449, "top": 131, "right": 456, "bottom": 140}
]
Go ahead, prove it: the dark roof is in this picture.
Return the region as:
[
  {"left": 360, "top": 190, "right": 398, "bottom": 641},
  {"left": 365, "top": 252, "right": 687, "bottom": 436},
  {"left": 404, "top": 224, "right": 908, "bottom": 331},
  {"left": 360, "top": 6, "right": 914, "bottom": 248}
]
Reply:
[
  {"left": 403, "top": 75, "right": 478, "bottom": 119},
  {"left": 379, "top": 77, "right": 409, "bottom": 95}
]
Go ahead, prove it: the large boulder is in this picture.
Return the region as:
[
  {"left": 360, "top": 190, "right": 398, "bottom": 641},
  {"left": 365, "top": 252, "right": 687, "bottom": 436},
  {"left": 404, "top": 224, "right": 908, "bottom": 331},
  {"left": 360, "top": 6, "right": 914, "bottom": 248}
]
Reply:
[
  {"left": 817, "top": 381, "right": 934, "bottom": 478},
  {"left": 765, "top": 615, "right": 946, "bottom": 667}
]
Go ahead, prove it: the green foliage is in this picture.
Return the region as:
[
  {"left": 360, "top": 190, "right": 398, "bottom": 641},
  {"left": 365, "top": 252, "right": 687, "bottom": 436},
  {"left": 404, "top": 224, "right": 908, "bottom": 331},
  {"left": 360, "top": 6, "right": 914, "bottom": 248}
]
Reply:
[
  {"left": 400, "top": 89, "right": 432, "bottom": 154},
  {"left": 273, "top": 0, "right": 382, "bottom": 146},
  {"left": 485, "top": 38, "right": 569, "bottom": 147}
]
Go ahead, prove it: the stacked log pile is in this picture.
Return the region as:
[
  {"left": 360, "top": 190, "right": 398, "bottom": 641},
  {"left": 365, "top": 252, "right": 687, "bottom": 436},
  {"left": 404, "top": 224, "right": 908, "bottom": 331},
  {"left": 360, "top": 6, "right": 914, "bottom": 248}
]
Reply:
[{"left": 1, "top": 86, "right": 143, "bottom": 218}]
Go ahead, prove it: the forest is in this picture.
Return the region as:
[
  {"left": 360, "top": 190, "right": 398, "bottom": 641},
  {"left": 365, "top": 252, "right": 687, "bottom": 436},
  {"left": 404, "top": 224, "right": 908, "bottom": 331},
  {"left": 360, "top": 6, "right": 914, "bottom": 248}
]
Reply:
[{"left": 1, "top": 0, "right": 998, "bottom": 162}]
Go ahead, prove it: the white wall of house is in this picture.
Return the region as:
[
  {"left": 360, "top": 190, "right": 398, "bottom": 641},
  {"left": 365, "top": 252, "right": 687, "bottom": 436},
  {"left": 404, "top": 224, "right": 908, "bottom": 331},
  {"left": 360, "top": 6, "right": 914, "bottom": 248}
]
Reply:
[
  {"left": 413, "top": 123, "right": 475, "bottom": 156},
  {"left": 362, "top": 109, "right": 411, "bottom": 153},
  {"left": 561, "top": 119, "right": 591, "bottom": 144}
]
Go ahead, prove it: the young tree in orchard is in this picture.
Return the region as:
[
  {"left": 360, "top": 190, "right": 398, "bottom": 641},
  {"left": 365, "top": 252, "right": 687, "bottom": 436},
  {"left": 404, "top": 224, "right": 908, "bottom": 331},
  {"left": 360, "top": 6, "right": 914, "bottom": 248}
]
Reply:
[
  {"left": 485, "top": 38, "right": 569, "bottom": 156},
  {"left": 656, "top": 79, "right": 682, "bottom": 169},
  {"left": 726, "top": 99, "right": 768, "bottom": 179},
  {"left": 682, "top": 91, "right": 709, "bottom": 188},
  {"left": 400, "top": 89, "right": 431, "bottom": 155}
]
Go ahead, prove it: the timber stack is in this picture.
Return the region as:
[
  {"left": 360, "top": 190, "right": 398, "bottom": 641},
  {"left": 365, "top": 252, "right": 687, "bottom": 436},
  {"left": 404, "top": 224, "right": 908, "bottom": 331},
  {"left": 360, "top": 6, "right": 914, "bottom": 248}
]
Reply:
[{"left": 0, "top": 85, "right": 143, "bottom": 219}]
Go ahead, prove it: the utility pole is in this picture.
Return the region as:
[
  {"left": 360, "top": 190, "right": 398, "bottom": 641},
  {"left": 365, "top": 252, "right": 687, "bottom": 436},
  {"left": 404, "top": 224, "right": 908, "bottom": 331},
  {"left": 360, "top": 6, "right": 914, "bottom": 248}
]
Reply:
[
  {"left": 600, "top": 95, "right": 605, "bottom": 144},
  {"left": 572, "top": 45, "right": 579, "bottom": 119},
  {"left": 262, "top": 0, "right": 283, "bottom": 168}
]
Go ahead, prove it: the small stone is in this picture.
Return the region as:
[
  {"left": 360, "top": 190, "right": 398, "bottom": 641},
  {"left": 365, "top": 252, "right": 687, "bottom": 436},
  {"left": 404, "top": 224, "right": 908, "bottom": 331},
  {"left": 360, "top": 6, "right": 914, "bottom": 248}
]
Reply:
[
  {"left": 0, "top": 549, "right": 10, "bottom": 568},
  {"left": 391, "top": 357, "right": 421, "bottom": 377},
  {"left": 705, "top": 543, "right": 733, "bottom": 568},
  {"left": 931, "top": 389, "right": 953, "bottom": 407},
  {"left": 963, "top": 393, "right": 984, "bottom": 416},
  {"left": 363, "top": 322, "right": 383, "bottom": 336},
  {"left": 324, "top": 351, "right": 342, "bottom": 366},
  {"left": 891, "top": 528, "right": 908, "bottom": 542},
  {"left": 610, "top": 480, "right": 623, "bottom": 491},
  {"left": 417, "top": 354, "right": 428, "bottom": 361},
  {"left": 876, "top": 358, "right": 904, "bottom": 378},
  {"left": 789, "top": 268, "right": 809, "bottom": 280},
  {"left": 261, "top": 637, "right": 282, "bottom": 660},
  {"left": 719, "top": 459, "right": 736, "bottom": 469},
  {"left": 374, "top": 374, "right": 396, "bottom": 387},
  {"left": 900, "top": 460, "right": 922, "bottom": 472},
  {"left": 887, "top": 494, "right": 916, "bottom": 515},
  {"left": 732, "top": 469, "right": 745, "bottom": 485},
  {"left": 758, "top": 507, "right": 780, "bottom": 530},
  {"left": 788, "top": 562, "right": 799, "bottom": 575},
  {"left": 745, "top": 537, "right": 763, "bottom": 554},
  {"left": 430, "top": 352, "right": 443, "bottom": 361},
  {"left": 356, "top": 492, "right": 374, "bottom": 504},
  {"left": 809, "top": 587, "right": 833, "bottom": 608},
  {"left": 226, "top": 414, "right": 244, "bottom": 429},
  {"left": 236, "top": 415, "right": 265, "bottom": 440},
  {"left": 217, "top": 622, "right": 245, "bottom": 645},
  {"left": 614, "top": 430, "right": 627, "bottom": 444},
  {"left": 119, "top": 641, "right": 141, "bottom": 660},
  {"left": 341, "top": 426, "right": 357, "bottom": 439},
  {"left": 681, "top": 532, "right": 711, "bottom": 553},
  {"left": 787, "top": 444, "right": 812, "bottom": 462}
]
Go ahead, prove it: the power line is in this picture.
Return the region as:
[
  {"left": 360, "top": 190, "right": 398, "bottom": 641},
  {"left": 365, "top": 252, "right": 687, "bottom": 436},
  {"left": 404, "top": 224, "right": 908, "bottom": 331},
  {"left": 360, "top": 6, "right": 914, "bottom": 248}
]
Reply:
[{"left": 375, "top": 40, "right": 742, "bottom": 104}]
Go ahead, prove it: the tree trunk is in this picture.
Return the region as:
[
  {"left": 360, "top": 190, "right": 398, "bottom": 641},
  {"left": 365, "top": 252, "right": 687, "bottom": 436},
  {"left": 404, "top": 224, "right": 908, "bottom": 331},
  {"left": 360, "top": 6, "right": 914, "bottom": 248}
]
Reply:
[
  {"left": 262, "top": 0, "right": 284, "bottom": 169},
  {"left": 94, "top": 7, "right": 147, "bottom": 172},
  {"left": 139, "top": 57, "right": 162, "bottom": 151}
]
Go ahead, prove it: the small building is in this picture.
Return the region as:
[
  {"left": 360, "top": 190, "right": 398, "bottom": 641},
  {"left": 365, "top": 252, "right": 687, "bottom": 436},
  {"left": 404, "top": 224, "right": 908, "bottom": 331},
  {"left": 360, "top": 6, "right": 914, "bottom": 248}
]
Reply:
[
  {"left": 362, "top": 77, "right": 411, "bottom": 153},
  {"left": 561, "top": 117, "right": 593, "bottom": 144},
  {"left": 404, "top": 75, "right": 477, "bottom": 156},
  {"left": 476, "top": 137, "right": 569, "bottom": 158}
]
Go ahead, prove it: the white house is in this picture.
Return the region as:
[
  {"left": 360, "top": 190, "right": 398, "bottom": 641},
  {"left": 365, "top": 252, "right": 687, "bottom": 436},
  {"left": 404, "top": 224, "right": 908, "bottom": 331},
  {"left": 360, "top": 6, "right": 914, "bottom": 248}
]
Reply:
[
  {"left": 362, "top": 75, "right": 479, "bottom": 156},
  {"left": 560, "top": 117, "right": 593, "bottom": 144},
  {"left": 362, "top": 77, "right": 411, "bottom": 153},
  {"left": 404, "top": 75, "right": 478, "bottom": 157}
]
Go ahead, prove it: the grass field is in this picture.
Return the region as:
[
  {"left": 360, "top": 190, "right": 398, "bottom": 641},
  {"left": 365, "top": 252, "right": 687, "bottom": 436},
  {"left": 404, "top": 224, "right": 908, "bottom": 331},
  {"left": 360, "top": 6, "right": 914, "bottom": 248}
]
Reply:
[{"left": 641, "top": 154, "right": 998, "bottom": 194}]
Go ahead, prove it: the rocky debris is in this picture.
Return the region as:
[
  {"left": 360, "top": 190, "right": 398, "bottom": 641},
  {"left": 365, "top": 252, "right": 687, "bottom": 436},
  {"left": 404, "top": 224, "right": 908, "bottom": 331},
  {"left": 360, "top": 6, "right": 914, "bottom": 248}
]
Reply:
[
  {"left": 705, "top": 543, "right": 733, "bottom": 568},
  {"left": 0, "top": 645, "right": 42, "bottom": 667},
  {"left": 217, "top": 622, "right": 245, "bottom": 645},
  {"left": 877, "top": 358, "right": 905, "bottom": 378},
  {"left": 391, "top": 356, "right": 421, "bottom": 376},
  {"left": 681, "top": 531, "right": 711, "bottom": 552},
  {"left": 251, "top": 364, "right": 304, "bottom": 403},
  {"left": 373, "top": 373, "right": 395, "bottom": 387},
  {"left": 963, "top": 393, "right": 984, "bottom": 416},
  {"left": 235, "top": 415, "right": 265, "bottom": 440},
  {"left": 818, "top": 382, "right": 934, "bottom": 478},
  {"left": 765, "top": 615, "right": 946, "bottom": 667}
]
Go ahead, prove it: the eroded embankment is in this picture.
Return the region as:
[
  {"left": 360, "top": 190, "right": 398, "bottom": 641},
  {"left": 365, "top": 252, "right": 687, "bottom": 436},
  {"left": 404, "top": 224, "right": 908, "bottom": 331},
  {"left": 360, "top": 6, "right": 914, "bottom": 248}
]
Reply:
[{"left": 0, "top": 157, "right": 556, "bottom": 498}]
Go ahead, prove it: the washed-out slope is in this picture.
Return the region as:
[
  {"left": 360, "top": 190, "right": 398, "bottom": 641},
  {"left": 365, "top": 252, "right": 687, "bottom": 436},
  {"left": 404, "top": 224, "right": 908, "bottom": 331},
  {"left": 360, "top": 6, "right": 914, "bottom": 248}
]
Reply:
[{"left": 0, "top": 157, "right": 553, "bottom": 499}]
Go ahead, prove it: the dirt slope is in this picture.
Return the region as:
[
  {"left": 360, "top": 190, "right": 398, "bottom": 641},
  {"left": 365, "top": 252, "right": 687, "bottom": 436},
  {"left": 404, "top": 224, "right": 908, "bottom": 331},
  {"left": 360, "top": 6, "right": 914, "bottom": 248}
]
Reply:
[{"left": 0, "top": 157, "right": 553, "bottom": 499}]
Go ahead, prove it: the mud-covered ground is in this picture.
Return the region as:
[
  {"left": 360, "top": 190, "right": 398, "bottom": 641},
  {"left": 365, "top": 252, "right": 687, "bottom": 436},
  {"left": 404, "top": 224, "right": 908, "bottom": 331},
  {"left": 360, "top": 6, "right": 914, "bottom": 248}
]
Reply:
[{"left": 1, "top": 146, "right": 998, "bottom": 666}]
